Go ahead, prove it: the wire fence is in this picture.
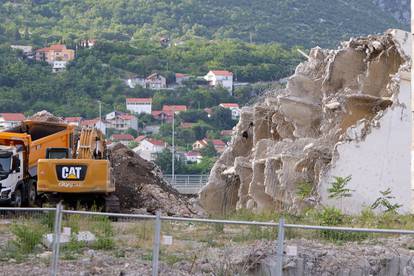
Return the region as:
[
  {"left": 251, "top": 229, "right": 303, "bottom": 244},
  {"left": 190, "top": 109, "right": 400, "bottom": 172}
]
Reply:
[{"left": 1, "top": 205, "right": 414, "bottom": 275}]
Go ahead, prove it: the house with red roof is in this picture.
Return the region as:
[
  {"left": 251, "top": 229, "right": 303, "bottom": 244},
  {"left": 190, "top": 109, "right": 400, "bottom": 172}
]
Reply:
[
  {"left": 211, "top": 139, "right": 226, "bottom": 153},
  {"left": 175, "top": 73, "right": 190, "bottom": 85},
  {"left": 133, "top": 137, "right": 168, "bottom": 161},
  {"left": 204, "top": 70, "right": 233, "bottom": 92},
  {"left": 0, "top": 113, "right": 25, "bottom": 129},
  {"left": 192, "top": 138, "right": 226, "bottom": 153},
  {"left": 35, "top": 44, "right": 75, "bottom": 65},
  {"left": 110, "top": 133, "right": 135, "bottom": 146},
  {"left": 126, "top": 98, "right": 152, "bottom": 114},
  {"left": 80, "top": 118, "right": 107, "bottom": 136},
  {"left": 162, "top": 105, "right": 187, "bottom": 114},
  {"left": 134, "top": 135, "right": 146, "bottom": 143},
  {"left": 184, "top": 151, "right": 203, "bottom": 163},
  {"left": 219, "top": 103, "right": 241, "bottom": 120},
  {"left": 146, "top": 73, "right": 167, "bottom": 89},
  {"left": 64, "top": 117, "right": 83, "bottom": 126},
  {"left": 151, "top": 110, "right": 174, "bottom": 123},
  {"left": 105, "top": 111, "right": 138, "bottom": 131},
  {"left": 180, "top": 122, "right": 195, "bottom": 129},
  {"left": 192, "top": 139, "right": 209, "bottom": 151},
  {"left": 220, "top": 130, "right": 233, "bottom": 137}
]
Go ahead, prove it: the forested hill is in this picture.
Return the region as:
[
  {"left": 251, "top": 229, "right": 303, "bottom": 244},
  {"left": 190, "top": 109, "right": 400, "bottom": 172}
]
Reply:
[{"left": 0, "top": 0, "right": 406, "bottom": 48}]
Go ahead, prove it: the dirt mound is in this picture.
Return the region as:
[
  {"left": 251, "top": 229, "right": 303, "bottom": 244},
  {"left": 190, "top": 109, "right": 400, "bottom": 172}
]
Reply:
[
  {"left": 108, "top": 143, "right": 203, "bottom": 217},
  {"left": 28, "top": 110, "right": 64, "bottom": 123}
]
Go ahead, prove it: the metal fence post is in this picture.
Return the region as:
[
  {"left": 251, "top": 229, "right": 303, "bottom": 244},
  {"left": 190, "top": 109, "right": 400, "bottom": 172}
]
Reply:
[
  {"left": 50, "top": 202, "right": 63, "bottom": 276},
  {"left": 152, "top": 211, "right": 161, "bottom": 276},
  {"left": 276, "top": 217, "right": 285, "bottom": 276}
]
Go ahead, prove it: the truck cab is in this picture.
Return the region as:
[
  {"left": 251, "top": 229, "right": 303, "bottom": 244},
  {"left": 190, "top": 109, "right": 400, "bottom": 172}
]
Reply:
[
  {"left": 0, "top": 145, "right": 26, "bottom": 206},
  {"left": 0, "top": 120, "right": 74, "bottom": 207}
]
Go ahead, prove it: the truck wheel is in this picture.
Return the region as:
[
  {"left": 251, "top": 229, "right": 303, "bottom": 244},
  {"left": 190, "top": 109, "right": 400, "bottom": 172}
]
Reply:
[
  {"left": 13, "top": 189, "right": 22, "bottom": 208},
  {"left": 28, "top": 183, "right": 37, "bottom": 207}
]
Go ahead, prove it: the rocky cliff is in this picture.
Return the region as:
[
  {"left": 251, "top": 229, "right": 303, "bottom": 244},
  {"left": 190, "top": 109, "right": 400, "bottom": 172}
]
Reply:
[{"left": 199, "top": 29, "right": 411, "bottom": 215}]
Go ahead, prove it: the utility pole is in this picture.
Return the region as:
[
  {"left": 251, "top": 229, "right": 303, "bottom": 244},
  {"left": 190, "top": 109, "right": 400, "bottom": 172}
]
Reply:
[
  {"left": 98, "top": 100, "right": 102, "bottom": 121},
  {"left": 171, "top": 110, "right": 175, "bottom": 185},
  {"left": 97, "top": 100, "right": 102, "bottom": 131}
]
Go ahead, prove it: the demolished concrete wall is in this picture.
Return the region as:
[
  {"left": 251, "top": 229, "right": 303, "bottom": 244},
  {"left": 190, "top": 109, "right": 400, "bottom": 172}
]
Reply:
[{"left": 199, "top": 29, "right": 411, "bottom": 215}]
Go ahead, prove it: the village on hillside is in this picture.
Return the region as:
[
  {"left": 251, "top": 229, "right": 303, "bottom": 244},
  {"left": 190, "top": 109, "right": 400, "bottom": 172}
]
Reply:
[{"left": 3, "top": 42, "right": 247, "bottom": 172}]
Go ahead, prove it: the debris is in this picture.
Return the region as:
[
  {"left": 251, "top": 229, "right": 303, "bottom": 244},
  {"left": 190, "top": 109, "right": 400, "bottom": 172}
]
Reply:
[
  {"left": 109, "top": 143, "right": 204, "bottom": 217},
  {"left": 42, "top": 230, "right": 96, "bottom": 248},
  {"left": 199, "top": 29, "right": 411, "bottom": 215},
  {"left": 28, "top": 110, "right": 64, "bottom": 123}
]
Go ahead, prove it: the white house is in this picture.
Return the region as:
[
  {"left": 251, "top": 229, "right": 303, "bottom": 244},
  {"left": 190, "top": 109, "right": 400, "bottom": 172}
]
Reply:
[
  {"left": 0, "top": 113, "right": 26, "bottom": 129},
  {"left": 80, "top": 118, "right": 107, "bottom": 136},
  {"left": 204, "top": 70, "right": 233, "bottom": 92},
  {"left": 175, "top": 73, "right": 190, "bottom": 85},
  {"left": 64, "top": 117, "right": 82, "bottom": 127},
  {"left": 11, "top": 45, "right": 33, "bottom": 56},
  {"left": 219, "top": 103, "right": 241, "bottom": 120},
  {"left": 106, "top": 112, "right": 138, "bottom": 131},
  {"left": 146, "top": 73, "right": 167, "bottom": 89},
  {"left": 126, "top": 98, "right": 152, "bottom": 114},
  {"left": 52, "top": 60, "right": 67, "bottom": 73},
  {"left": 133, "top": 138, "right": 167, "bottom": 161},
  {"left": 110, "top": 134, "right": 135, "bottom": 146},
  {"left": 124, "top": 77, "right": 146, "bottom": 88},
  {"left": 185, "top": 151, "right": 203, "bottom": 163}
]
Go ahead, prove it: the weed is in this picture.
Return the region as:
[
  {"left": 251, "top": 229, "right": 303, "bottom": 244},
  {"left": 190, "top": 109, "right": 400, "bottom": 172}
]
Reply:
[
  {"left": 371, "top": 188, "right": 402, "bottom": 213},
  {"left": 39, "top": 211, "right": 55, "bottom": 231},
  {"left": 10, "top": 222, "right": 45, "bottom": 254},
  {"left": 91, "top": 216, "right": 115, "bottom": 250},
  {"left": 296, "top": 180, "right": 314, "bottom": 199}
]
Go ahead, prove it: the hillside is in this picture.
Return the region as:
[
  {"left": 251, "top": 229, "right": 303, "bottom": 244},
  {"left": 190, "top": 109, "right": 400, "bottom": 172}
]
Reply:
[
  {"left": 0, "top": 0, "right": 406, "bottom": 48},
  {"left": 373, "top": 0, "right": 410, "bottom": 26}
]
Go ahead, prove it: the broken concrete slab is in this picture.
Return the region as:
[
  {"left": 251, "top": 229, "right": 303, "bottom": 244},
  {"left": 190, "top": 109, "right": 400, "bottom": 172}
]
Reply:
[{"left": 42, "top": 230, "right": 96, "bottom": 249}]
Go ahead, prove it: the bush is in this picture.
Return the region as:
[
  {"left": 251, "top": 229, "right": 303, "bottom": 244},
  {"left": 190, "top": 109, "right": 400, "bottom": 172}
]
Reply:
[
  {"left": 10, "top": 223, "right": 45, "bottom": 254},
  {"left": 316, "top": 207, "right": 368, "bottom": 242}
]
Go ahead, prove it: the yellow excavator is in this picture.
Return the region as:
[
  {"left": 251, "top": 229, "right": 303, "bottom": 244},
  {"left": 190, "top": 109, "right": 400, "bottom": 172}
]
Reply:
[{"left": 37, "top": 127, "right": 120, "bottom": 212}]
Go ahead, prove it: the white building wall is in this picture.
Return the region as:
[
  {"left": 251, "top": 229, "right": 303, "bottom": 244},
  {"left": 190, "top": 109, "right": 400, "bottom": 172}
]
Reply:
[
  {"left": 126, "top": 103, "right": 152, "bottom": 114},
  {"left": 319, "top": 72, "right": 412, "bottom": 214},
  {"left": 95, "top": 120, "right": 106, "bottom": 136},
  {"left": 0, "top": 120, "right": 19, "bottom": 129},
  {"left": 134, "top": 140, "right": 164, "bottom": 161}
]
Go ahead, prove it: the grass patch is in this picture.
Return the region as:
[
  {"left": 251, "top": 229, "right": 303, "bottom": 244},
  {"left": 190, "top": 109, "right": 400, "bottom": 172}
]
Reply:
[
  {"left": 217, "top": 207, "right": 414, "bottom": 243},
  {"left": 0, "top": 221, "right": 47, "bottom": 262}
]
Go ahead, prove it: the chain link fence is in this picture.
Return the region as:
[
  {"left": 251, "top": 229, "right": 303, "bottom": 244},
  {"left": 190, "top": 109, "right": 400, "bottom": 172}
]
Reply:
[{"left": 1, "top": 205, "right": 414, "bottom": 275}]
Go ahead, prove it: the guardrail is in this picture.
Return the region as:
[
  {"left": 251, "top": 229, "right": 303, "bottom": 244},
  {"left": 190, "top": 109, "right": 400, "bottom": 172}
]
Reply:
[
  {"left": 163, "top": 174, "right": 208, "bottom": 194},
  {"left": 2, "top": 205, "right": 414, "bottom": 276}
]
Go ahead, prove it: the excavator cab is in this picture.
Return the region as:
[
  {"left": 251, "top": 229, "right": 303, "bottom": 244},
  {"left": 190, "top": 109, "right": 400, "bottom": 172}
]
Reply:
[{"left": 46, "top": 148, "right": 70, "bottom": 159}]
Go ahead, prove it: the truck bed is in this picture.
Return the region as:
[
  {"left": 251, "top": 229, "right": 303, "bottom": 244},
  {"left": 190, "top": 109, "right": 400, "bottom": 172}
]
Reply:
[{"left": 0, "top": 120, "right": 74, "bottom": 176}]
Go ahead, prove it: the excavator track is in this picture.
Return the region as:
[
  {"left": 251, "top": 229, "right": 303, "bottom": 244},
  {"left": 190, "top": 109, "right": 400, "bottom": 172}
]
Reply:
[{"left": 104, "top": 194, "right": 120, "bottom": 213}]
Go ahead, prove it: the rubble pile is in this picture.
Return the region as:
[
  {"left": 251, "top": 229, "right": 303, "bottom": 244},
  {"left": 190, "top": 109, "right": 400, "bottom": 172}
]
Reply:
[
  {"left": 199, "top": 29, "right": 411, "bottom": 215},
  {"left": 25, "top": 111, "right": 204, "bottom": 217},
  {"left": 109, "top": 143, "right": 203, "bottom": 216},
  {"left": 28, "top": 110, "right": 64, "bottom": 123}
]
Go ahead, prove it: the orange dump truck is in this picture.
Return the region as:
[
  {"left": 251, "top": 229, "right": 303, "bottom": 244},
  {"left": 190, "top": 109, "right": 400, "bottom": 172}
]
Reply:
[{"left": 0, "top": 121, "right": 74, "bottom": 206}]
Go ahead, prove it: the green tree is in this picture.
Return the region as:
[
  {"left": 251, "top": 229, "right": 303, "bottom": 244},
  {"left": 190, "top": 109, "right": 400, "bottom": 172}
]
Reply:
[
  {"left": 209, "top": 107, "right": 236, "bottom": 130},
  {"left": 154, "top": 148, "right": 186, "bottom": 174},
  {"left": 126, "top": 128, "right": 138, "bottom": 138},
  {"left": 371, "top": 188, "right": 402, "bottom": 213},
  {"left": 200, "top": 141, "right": 217, "bottom": 157},
  {"left": 328, "top": 175, "right": 353, "bottom": 211}
]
